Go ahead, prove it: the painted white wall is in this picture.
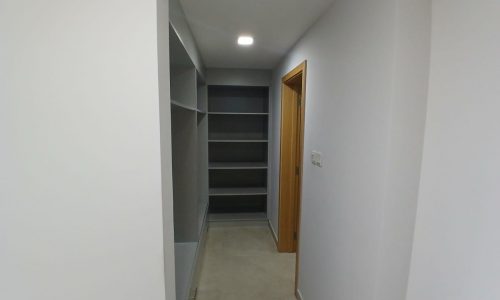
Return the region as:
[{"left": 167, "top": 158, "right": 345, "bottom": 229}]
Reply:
[
  {"left": 0, "top": 0, "right": 172, "bottom": 299},
  {"left": 270, "top": 0, "right": 430, "bottom": 299},
  {"left": 375, "top": 1, "right": 431, "bottom": 299},
  {"left": 406, "top": 1, "right": 500, "bottom": 299}
]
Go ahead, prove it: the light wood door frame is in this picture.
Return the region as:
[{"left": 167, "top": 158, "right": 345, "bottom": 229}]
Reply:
[{"left": 277, "top": 61, "right": 307, "bottom": 292}]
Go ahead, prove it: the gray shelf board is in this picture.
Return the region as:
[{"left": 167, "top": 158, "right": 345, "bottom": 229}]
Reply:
[
  {"left": 209, "top": 162, "right": 268, "bottom": 170},
  {"left": 208, "top": 139, "right": 268, "bottom": 143},
  {"left": 175, "top": 242, "right": 198, "bottom": 300},
  {"left": 209, "top": 187, "right": 268, "bottom": 196},
  {"left": 208, "top": 212, "right": 267, "bottom": 222},
  {"left": 208, "top": 112, "right": 268, "bottom": 115},
  {"left": 171, "top": 100, "right": 197, "bottom": 112},
  {"left": 196, "top": 109, "right": 207, "bottom": 114}
]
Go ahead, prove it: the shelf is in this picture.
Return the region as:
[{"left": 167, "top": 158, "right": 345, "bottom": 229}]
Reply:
[
  {"left": 209, "top": 162, "right": 268, "bottom": 170},
  {"left": 171, "top": 100, "right": 206, "bottom": 114},
  {"left": 209, "top": 139, "right": 268, "bottom": 143},
  {"left": 209, "top": 187, "right": 267, "bottom": 196},
  {"left": 171, "top": 100, "right": 197, "bottom": 112},
  {"left": 209, "top": 212, "right": 267, "bottom": 222},
  {"left": 208, "top": 112, "right": 268, "bottom": 115}
]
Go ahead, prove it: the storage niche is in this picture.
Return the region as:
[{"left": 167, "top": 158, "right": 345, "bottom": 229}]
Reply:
[
  {"left": 208, "top": 85, "right": 269, "bottom": 218},
  {"left": 169, "top": 23, "right": 208, "bottom": 300}
]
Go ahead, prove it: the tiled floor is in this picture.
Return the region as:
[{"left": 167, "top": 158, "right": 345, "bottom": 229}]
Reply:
[{"left": 196, "top": 221, "right": 296, "bottom": 300}]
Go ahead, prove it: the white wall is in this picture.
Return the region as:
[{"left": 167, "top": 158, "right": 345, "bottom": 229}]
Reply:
[
  {"left": 269, "top": 0, "right": 430, "bottom": 299},
  {"left": 375, "top": 0, "right": 431, "bottom": 299},
  {"left": 406, "top": 1, "right": 500, "bottom": 299},
  {"left": 0, "top": 0, "right": 171, "bottom": 299}
]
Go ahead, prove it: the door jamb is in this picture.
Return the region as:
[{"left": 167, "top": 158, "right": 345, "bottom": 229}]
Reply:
[{"left": 277, "top": 60, "right": 307, "bottom": 294}]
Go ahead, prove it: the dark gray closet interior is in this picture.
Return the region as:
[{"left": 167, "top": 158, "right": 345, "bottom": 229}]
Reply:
[
  {"left": 208, "top": 85, "right": 270, "bottom": 218},
  {"left": 169, "top": 14, "right": 271, "bottom": 298}
]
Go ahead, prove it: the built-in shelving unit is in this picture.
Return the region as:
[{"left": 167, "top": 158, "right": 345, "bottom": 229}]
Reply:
[
  {"left": 169, "top": 24, "right": 208, "bottom": 300},
  {"left": 208, "top": 85, "right": 270, "bottom": 216}
]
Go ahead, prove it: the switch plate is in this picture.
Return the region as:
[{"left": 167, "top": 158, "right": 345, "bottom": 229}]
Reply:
[{"left": 311, "top": 151, "right": 322, "bottom": 167}]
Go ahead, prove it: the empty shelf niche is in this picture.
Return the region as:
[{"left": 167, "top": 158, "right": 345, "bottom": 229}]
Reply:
[
  {"left": 169, "top": 25, "right": 197, "bottom": 110},
  {"left": 209, "top": 169, "right": 267, "bottom": 207},
  {"left": 209, "top": 195, "right": 267, "bottom": 214},
  {"left": 208, "top": 114, "right": 268, "bottom": 141},
  {"left": 171, "top": 106, "right": 198, "bottom": 243},
  {"left": 209, "top": 142, "right": 268, "bottom": 163},
  {"left": 208, "top": 85, "right": 269, "bottom": 114},
  {"left": 210, "top": 169, "right": 267, "bottom": 189}
]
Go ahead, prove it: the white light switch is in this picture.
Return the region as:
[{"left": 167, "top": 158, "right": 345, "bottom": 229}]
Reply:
[{"left": 311, "top": 151, "right": 322, "bottom": 167}]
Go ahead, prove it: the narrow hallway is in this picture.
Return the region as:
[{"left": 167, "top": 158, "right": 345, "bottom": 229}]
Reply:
[{"left": 196, "top": 222, "right": 296, "bottom": 300}]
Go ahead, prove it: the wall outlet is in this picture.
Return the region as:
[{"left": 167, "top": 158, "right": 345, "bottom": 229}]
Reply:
[{"left": 311, "top": 151, "right": 322, "bottom": 167}]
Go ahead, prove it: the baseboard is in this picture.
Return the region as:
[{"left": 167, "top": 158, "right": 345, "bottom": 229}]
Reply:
[
  {"left": 295, "top": 288, "right": 304, "bottom": 300},
  {"left": 267, "top": 219, "right": 279, "bottom": 246}
]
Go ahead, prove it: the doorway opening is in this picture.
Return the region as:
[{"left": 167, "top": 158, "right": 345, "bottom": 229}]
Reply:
[{"left": 277, "top": 61, "right": 307, "bottom": 291}]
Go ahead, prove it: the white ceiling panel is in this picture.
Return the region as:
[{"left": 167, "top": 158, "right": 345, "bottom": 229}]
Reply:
[{"left": 180, "top": 0, "right": 335, "bottom": 69}]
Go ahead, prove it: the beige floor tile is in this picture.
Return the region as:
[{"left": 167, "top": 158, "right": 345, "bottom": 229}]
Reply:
[{"left": 196, "top": 221, "right": 296, "bottom": 300}]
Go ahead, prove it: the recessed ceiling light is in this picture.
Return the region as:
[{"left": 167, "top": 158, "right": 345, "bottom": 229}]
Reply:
[{"left": 237, "top": 35, "right": 254, "bottom": 46}]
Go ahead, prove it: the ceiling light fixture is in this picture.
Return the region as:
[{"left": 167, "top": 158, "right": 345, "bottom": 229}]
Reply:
[{"left": 237, "top": 35, "right": 254, "bottom": 46}]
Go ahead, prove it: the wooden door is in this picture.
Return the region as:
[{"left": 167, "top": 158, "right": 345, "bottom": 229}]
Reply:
[{"left": 278, "top": 61, "right": 306, "bottom": 253}]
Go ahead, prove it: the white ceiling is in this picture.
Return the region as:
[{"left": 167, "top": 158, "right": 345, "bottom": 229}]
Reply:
[{"left": 179, "top": 0, "right": 335, "bottom": 69}]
